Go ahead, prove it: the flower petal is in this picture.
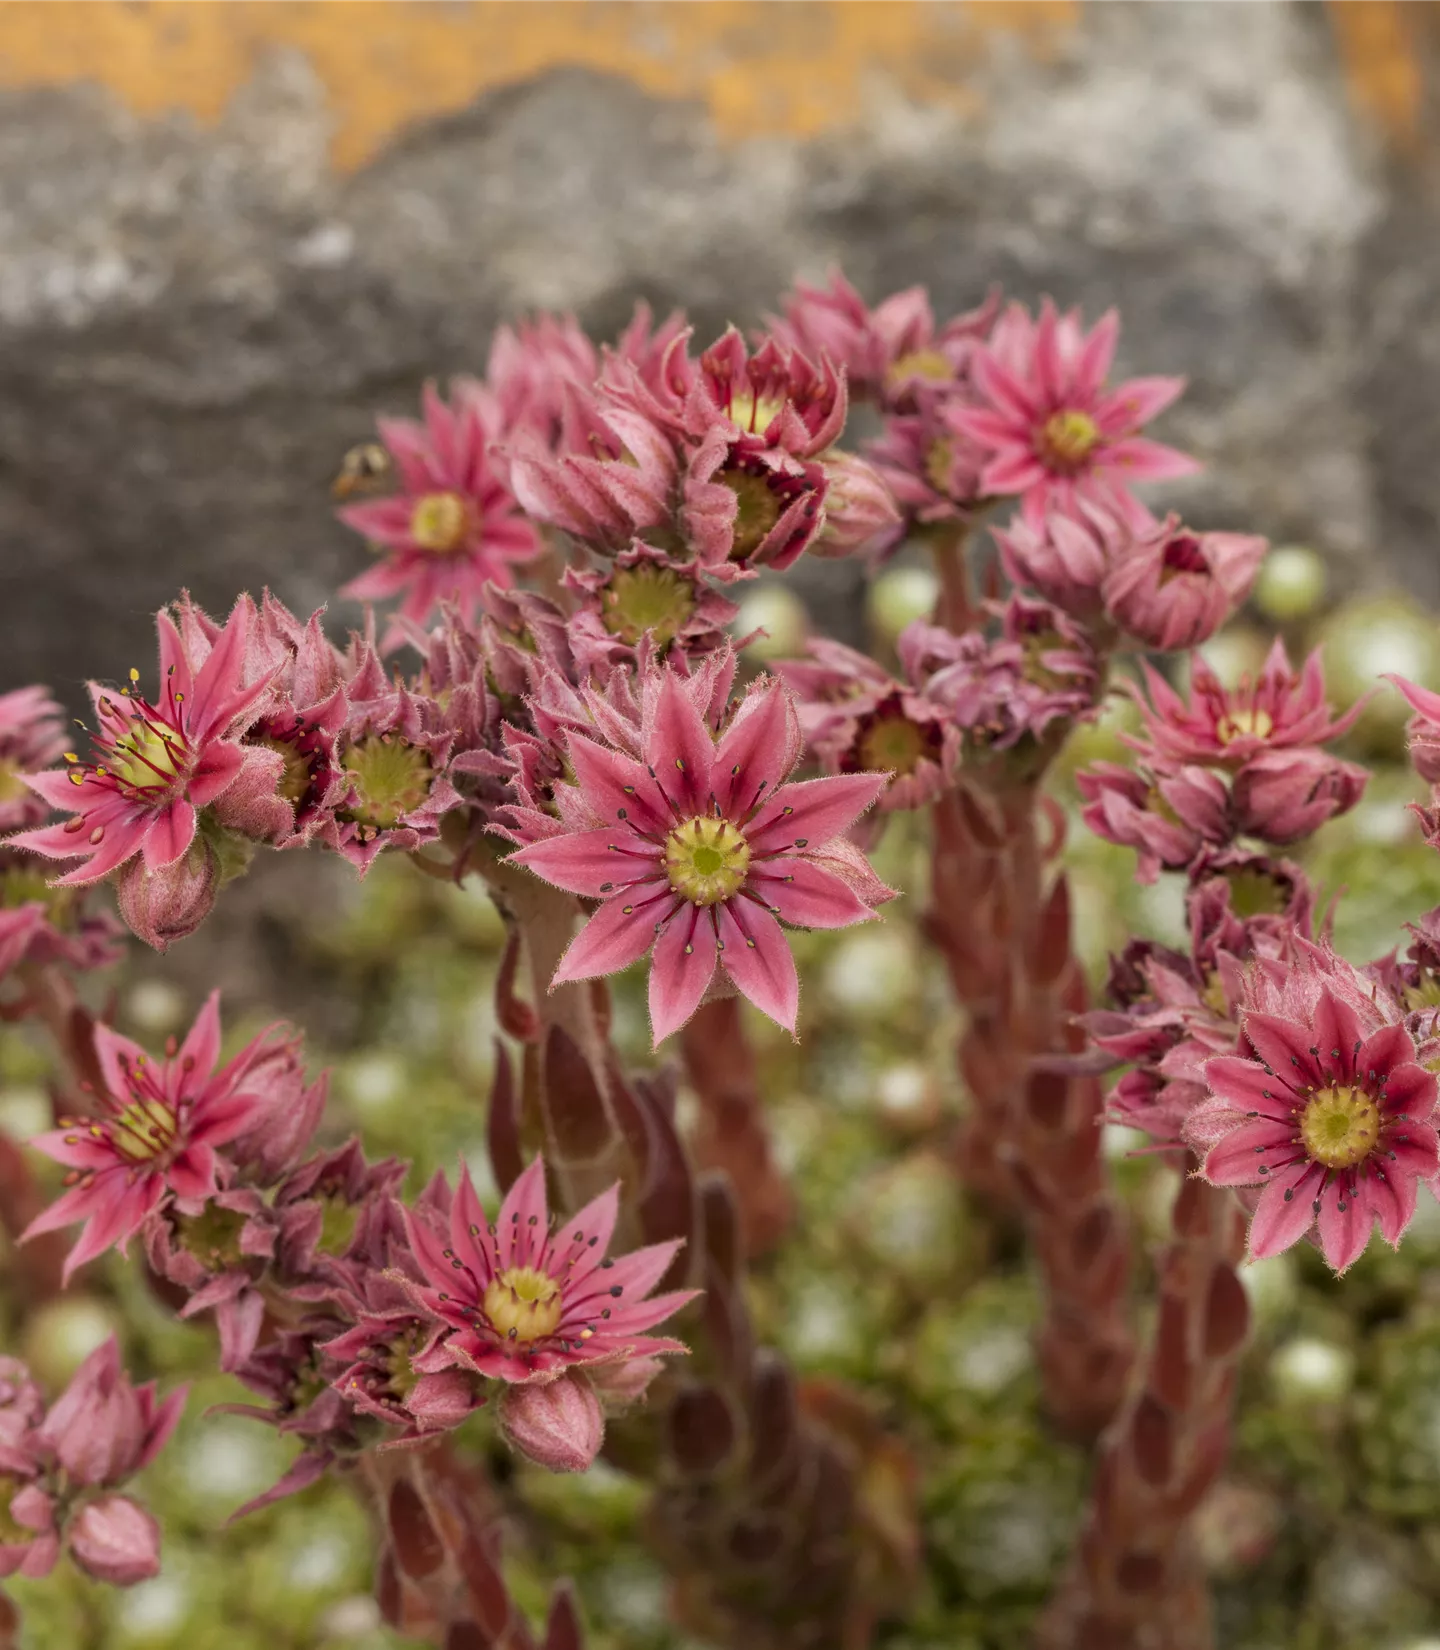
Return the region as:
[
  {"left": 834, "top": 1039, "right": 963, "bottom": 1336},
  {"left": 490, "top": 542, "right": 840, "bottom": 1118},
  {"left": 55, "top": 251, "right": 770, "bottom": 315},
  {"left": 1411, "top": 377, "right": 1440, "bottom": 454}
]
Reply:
[
  {"left": 1242, "top": 1012, "right": 1323, "bottom": 1092},
  {"left": 1317, "top": 1179, "right": 1371, "bottom": 1274},
  {"left": 1201, "top": 1055, "right": 1297, "bottom": 1121},
  {"left": 188, "top": 741, "right": 246, "bottom": 808},
  {"left": 497, "top": 1157, "right": 551, "bottom": 1272},
  {"left": 1103, "top": 436, "right": 1201, "bottom": 482},
  {"left": 1357, "top": 1023, "right": 1415, "bottom": 1089},
  {"left": 648, "top": 903, "right": 716, "bottom": 1047},
  {"left": 1379, "top": 1061, "right": 1438, "bottom": 1122},
  {"left": 746, "top": 859, "right": 875, "bottom": 930},
  {"left": 1096, "top": 373, "right": 1184, "bottom": 434},
  {"left": 713, "top": 680, "right": 798, "bottom": 821},
  {"left": 551, "top": 1184, "right": 620, "bottom": 1291},
  {"left": 715, "top": 901, "right": 798, "bottom": 1035},
  {"left": 509, "top": 829, "right": 662, "bottom": 899},
  {"left": 139, "top": 800, "right": 197, "bottom": 872},
  {"left": 563, "top": 1239, "right": 685, "bottom": 1319},
  {"left": 566, "top": 737, "right": 672, "bottom": 838},
  {"left": 647, "top": 671, "right": 717, "bottom": 818},
  {"left": 746, "top": 773, "right": 886, "bottom": 857},
  {"left": 1247, "top": 1162, "right": 1323, "bottom": 1259},
  {"left": 451, "top": 1163, "right": 499, "bottom": 1285},
  {"left": 1368, "top": 1165, "right": 1419, "bottom": 1249},
  {"left": 1311, "top": 989, "right": 1364, "bottom": 1087},
  {"left": 551, "top": 892, "right": 670, "bottom": 986},
  {"left": 1199, "top": 1119, "right": 1294, "bottom": 1188},
  {"left": 177, "top": 992, "right": 223, "bottom": 1084}
]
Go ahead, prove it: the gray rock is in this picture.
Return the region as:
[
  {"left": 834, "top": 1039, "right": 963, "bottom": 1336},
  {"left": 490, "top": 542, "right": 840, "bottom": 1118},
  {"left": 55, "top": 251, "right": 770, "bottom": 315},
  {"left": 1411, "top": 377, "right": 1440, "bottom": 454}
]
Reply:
[{"left": 0, "top": 2, "right": 1424, "bottom": 705}]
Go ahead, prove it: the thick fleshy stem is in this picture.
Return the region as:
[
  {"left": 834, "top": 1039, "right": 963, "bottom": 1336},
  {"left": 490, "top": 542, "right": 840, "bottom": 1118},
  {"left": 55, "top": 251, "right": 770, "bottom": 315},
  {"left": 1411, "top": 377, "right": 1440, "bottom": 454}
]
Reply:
[
  {"left": 468, "top": 836, "right": 636, "bottom": 1213},
  {"left": 923, "top": 520, "right": 977, "bottom": 633},
  {"left": 366, "top": 1441, "right": 584, "bottom": 1649},
  {"left": 631, "top": 1172, "right": 907, "bottom": 1650},
  {"left": 928, "top": 782, "right": 1134, "bottom": 1438},
  {"left": 484, "top": 983, "right": 913, "bottom": 1648},
  {"left": 0, "top": 1129, "right": 66, "bottom": 1302},
  {"left": 1039, "top": 1171, "right": 1248, "bottom": 1650},
  {"left": 679, "top": 996, "right": 793, "bottom": 1256}
]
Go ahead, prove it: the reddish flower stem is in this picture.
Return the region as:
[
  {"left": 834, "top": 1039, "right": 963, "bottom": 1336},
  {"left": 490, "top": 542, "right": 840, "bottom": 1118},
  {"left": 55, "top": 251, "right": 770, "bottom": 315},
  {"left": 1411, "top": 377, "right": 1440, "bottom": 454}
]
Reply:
[
  {"left": 365, "top": 1442, "right": 582, "bottom": 1649},
  {"left": 679, "top": 995, "right": 793, "bottom": 1256},
  {"left": 475, "top": 877, "right": 913, "bottom": 1649},
  {"left": 926, "top": 520, "right": 978, "bottom": 633},
  {"left": 929, "top": 782, "right": 1134, "bottom": 1438},
  {"left": 1040, "top": 1172, "right": 1248, "bottom": 1650}
]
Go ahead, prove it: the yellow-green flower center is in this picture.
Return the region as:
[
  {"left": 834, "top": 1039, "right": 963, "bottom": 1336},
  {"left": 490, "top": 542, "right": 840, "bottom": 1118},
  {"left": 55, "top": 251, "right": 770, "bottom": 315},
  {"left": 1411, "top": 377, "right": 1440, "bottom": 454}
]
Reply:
[
  {"left": 1217, "top": 708, "right": 1275, "bottom": 744},
  {"left": 887, "top": 348, "right": 954, "bottom": 389},
  {"left": 1299, "top": 1085, "right": 1381, "bottom": 1171},
  {"left": 384, "top": 1327, "right": 425, "bottom": 1399},
  {"left": 1040, "top": 409, "right": 1100, "bottom": 472},
  {"left": 175, "top": 1203, "right": 251, "bottom": 1269},
  {"left": 0, "top": 759, "right": 27, "bottom": 807},
  {"left": 1200, "top": 970, "right": 1229, "bottom": 1019},
  {"left": 1224, "top": 867, "right": 1287, "bottom": 920},
  {"left": 726, "top": 388, "right": 787, "bottom": 436},
  {"left": 722, "top": 466, "right": 783, "bottom": 561},
  {"left": 252, "top": 734, "right": 313, "bottom": 803},
  {"left": 924, "top": 437, "right": 957, "bottom": 495},
  {"left": 664, "top": 816, "right": 751, "bottom": 907},
  {"left": 483, "top": 1265, "right": 563, "bottom": 1343},
  {"left": 107, "top": 721, "right": 186, "bottom": 792},
  {"left": 109, "top": 1096, "right": 180, "bottom": 1164},
  {"left": 857, "top": 714, "right": 929, "bottom": 778},
  {"left": 1406, "top": 976, "right": 1440, "bottom": 1013},
  {"left": 410, "top": 491, "right": 472, "bottom": 554},
  {"left": 0, "top": 1477, "right": 32, "bottom": 1545},
  {"left": 600, "top": 564, "right": 697, "bottom": 647},
  {"left": 319, "top": 1193, "right": 361, "bottom": 1256},
  {"left": 340, "top": 736, "right": 433, "bottom": 829},
  {"left": 0, "top": 862, "right": 75, "bottom": 923}
]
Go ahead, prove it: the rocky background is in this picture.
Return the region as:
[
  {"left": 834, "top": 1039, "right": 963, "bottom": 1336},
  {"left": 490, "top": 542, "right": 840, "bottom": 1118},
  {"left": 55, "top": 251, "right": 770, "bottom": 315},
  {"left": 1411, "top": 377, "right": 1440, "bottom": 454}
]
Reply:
[{"left": 1, "top": 0, "right": 1438, "bottom": 702}]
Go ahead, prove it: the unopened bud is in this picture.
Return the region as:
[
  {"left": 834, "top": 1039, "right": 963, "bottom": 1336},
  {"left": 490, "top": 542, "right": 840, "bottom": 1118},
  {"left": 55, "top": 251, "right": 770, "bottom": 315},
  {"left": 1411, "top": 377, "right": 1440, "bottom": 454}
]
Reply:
[
  {"left": 67, "top": 1496, "right": 162, "bottom": 1586},
  {"left": 497, "top": 1372, "right": 604, "bottom": 1473}
]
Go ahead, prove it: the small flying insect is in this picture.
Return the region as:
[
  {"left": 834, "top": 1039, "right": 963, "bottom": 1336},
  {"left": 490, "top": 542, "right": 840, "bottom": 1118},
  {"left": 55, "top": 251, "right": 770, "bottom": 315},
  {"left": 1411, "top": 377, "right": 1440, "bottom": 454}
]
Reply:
[{"left": 331, "top": 441, "right": 392, "bottom": 500}]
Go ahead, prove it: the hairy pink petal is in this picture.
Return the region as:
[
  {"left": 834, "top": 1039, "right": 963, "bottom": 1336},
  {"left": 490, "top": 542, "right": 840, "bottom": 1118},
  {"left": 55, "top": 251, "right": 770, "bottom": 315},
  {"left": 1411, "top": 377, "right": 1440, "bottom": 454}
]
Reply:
[
  {"left": 1247, "top": 1163, "right": 1323, "bottom": 1259},
  {"left": 648, "top": 903, "right": 716, "bottom": 1046},
  {"left": 715, "top": 901, "right": 799, "bottom": 1034},
  {"left": 552, "top": 892, "right": 670, "bottom": 986}
]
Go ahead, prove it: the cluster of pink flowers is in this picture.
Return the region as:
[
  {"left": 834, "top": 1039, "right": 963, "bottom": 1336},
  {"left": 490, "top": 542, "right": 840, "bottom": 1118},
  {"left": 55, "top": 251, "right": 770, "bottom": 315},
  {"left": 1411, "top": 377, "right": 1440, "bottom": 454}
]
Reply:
[
  {"left": 1081, "top": 650, "right": 1440, "bottom": 1274},
  {"left": 9, "top": 267, "right": 1440, "bottom": 1645},
  {"left": 1078, "top": 641, "right": 1367, "bottom": 883},
  {"left": 12, "top": 989, "right": 693, "bottom": 1510},
  {"left": 0, "top": 1340, "right": 182, "bottom": 1587},
  {"left": 776, "top": 278, "right": 1196, "bottom": 548}
]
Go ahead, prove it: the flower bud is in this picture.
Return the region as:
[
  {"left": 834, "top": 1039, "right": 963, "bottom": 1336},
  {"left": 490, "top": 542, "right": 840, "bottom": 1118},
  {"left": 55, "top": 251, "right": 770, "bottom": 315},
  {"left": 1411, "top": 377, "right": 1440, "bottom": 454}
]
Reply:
[
  {"left": 0, "top": 1480, "right": 59, "bottom": 1579},
  {"left": 228, "top": 1037, "right": 327, "bottom": 1183},
  {"left": 587, "top": 1355, "right": 665, "bottom": 1412},
  {"left": 1102, "top": 517, "right": 1266, "bottom": 651},
  {"left": 1076, "top": 761, "right": 1232, "bottom": 883},
  {"left": 38, "top": 1338, "right": 185, "bottom": 1488},
  {"left": 1231, "top": 748, "right": 1367, "bottom": 844},
  {"left": 114, "top": 830, "right": 220, "bottom": 952},
  {"left": 994, "top": 509, "right": 1110, "bottom": 620},
  {"left": 0, "top": 686, "right": 66, "bottom": 832},
  {"left": 67, "top": 1495, "right": 162, "bottom": 1586},
  {"left": 497, "top": 1372, "right": 604, "bottom": 1474},
  {"left": 808, "top": 452, "right": 901, "bottom": 559},
  {"left": 405, "top": 1370, "right": 480, "bottom": 1433},
  {"left": 1388, "top": 675, "right": 1440, "bottom": 784}
]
